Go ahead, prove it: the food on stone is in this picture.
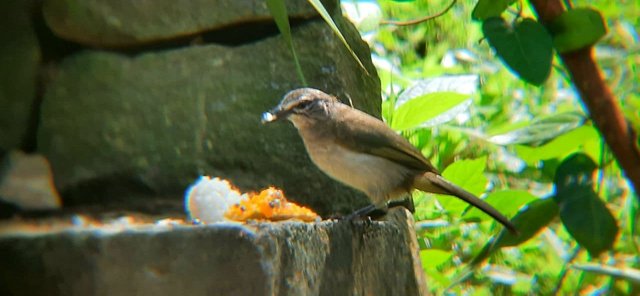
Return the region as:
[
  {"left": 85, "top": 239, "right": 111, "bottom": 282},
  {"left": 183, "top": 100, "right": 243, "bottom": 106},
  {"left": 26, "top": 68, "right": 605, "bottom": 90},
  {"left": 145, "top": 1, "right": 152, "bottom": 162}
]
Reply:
[
  {"left": 224, "top": 187, "right": 319, "bottom": 222},
  {"left": 185, "top": 176, "right": 319, "bottom": 223}
]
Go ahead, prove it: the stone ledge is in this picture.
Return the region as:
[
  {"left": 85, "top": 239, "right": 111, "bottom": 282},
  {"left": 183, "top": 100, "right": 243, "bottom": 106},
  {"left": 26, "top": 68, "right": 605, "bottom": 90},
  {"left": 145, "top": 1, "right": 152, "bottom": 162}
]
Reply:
[
  {"left": 0, "top": 208, "right": 426, "bottom": 296},
  {"left": 42, "top": 0, "right": 337, "bottom": 47}
]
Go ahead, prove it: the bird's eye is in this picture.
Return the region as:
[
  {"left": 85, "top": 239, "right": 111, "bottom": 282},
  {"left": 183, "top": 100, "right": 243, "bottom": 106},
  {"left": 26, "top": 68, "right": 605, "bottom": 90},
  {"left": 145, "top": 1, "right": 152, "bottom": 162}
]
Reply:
[{"left": 294, "top": 100, "right": 313, "bottom": 111}]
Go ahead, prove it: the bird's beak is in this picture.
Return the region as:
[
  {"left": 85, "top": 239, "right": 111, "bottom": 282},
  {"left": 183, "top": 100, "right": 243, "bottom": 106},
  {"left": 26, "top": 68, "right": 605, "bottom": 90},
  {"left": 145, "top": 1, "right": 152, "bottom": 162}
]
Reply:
[{"left": 261, "top": 107, "right": 290, "bottom": 124}]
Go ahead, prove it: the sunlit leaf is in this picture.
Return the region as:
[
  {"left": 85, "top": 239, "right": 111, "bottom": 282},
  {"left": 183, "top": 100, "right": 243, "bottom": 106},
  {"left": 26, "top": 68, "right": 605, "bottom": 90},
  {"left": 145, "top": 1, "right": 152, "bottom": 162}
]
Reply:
[
  {"left": 482, "top": 17, "right": 553, "bottom": 85},
  {"left": 572, "top": 263, "right": 640, "bottom": 284},
  {"left": 420, "top": 249, "right": 453, "bottom": 270},
  {"left": 391, "top": 92, "right": 470, "bottom": 130},
  {"left": 464, "top": 190, "right": 538, "bottom": 221},
  {"left": 390, "top": 75, "right": 479, "bottom": 130},
  {"left": 554, "top": 153, "right": 618, "bottom": 257},
  {"left": 436, "top": 157, "right": 488, "bottom": 215},
  {"left": 424, "top": 268, "right": 452, "bottom": 288},
  {"left": 485, "top": 120, "right": 531, "bottom": 138},
  {"left": 549, "top": 8, "right": 607, "bottom": 53},
  {"left": 487, "top": 112, "right": 585, "bottom": 145},
  {"left": 515, "top": 125, "right": 600, "bottom": 165},
  {"left": 396, "top": 75, "right": 479, "bottom": 106}
]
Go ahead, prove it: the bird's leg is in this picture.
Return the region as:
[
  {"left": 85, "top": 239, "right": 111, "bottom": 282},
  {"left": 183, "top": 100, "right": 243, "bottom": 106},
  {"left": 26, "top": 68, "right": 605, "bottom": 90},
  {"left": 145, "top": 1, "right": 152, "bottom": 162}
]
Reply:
[
  {"left": 387, "top": 198, "right": 414, "bottom": 212},
  {"left": 386, "top": 195, "right": 415, "bottom": 213},
  {"left": 345, "top": 193, "right": 417, "bottom": 221},
  {"left": 343, "top": 204, "right": 377, "bottom": 220},
  {"left": 344, "top": 200, "right": 393, "bottom": 220}
]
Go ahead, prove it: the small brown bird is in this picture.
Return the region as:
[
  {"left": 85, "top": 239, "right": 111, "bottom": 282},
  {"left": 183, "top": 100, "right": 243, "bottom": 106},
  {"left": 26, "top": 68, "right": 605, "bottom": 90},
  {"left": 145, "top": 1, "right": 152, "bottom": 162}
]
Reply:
[{"left": 263, "top": 88, "right": 516, "bottom": 233}]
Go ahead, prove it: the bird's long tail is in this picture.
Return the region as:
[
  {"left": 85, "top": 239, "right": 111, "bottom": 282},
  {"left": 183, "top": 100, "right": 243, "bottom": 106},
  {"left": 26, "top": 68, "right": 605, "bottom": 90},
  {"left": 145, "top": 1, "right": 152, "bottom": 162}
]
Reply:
[{"left": 414, "top": 172, "right": 517, "bottom": 234}]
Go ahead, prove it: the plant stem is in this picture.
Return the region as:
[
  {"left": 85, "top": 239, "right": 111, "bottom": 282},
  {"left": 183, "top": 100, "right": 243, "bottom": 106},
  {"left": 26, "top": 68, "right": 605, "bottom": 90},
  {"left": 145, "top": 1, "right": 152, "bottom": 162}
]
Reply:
[
  {"left": 528, "top": 0, "right": 640, "bottom": 201},
  {"left": 381, "top": 0, "right": 458, "bottom": 26}
]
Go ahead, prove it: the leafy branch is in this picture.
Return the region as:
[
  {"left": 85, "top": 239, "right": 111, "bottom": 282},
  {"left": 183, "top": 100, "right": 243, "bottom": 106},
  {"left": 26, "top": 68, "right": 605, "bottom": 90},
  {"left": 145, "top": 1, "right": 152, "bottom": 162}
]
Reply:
[{"left": 527, "top": 0, "right": 640, "bottom": 201}]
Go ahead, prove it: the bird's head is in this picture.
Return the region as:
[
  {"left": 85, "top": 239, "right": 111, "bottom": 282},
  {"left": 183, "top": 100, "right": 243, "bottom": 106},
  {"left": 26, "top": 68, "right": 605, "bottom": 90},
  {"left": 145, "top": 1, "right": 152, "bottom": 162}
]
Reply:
[{"left": 262, "top": 88, "right": 338, "bottom": 127}]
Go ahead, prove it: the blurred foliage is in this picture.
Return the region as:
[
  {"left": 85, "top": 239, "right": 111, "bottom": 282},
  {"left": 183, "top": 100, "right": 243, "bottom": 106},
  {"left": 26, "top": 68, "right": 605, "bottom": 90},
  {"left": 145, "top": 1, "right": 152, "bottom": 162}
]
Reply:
[{"left": 341, "top": 0, "right": 639, "bottom": 294}]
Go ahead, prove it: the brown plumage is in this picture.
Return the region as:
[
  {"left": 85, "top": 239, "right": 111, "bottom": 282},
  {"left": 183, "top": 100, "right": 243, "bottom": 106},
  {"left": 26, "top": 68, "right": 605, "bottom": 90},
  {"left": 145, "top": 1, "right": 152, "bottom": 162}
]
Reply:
[{"left": 263, "top": 88, "right": 516, "bottom": 233}]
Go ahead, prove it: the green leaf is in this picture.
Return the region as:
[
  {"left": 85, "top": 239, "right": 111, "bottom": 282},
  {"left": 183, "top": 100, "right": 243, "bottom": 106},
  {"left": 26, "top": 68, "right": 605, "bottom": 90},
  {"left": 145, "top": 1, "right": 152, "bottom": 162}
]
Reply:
[
  {"left": 549, "top": 8, "right": 607, "bottom": 53},
  {"left": 487, "top": 112, "right": 585, "bottom": 145},
  {"left": 420, "top": 249, "right": 453, "bottom": 270},
  {"left": 515, "top": 125, "right": 600, "bottom": 165},
  {"left": 306, "top": 0, "right": 369, "bottom": 74},
  {"left": 266, "top": 0, "right": 307, "bottom": 85},
  {"left": 629, "top": 195, "right": 639, "bottom": 242},
  {"left": 396, "top": 75, "right": 479, "bottom": 105},
  {"left": 464, "top": 190, "right": 538, "bottom": 222},
  {"left": 553, "top": 153, "right": 619, "bottom": 257},
  {"left": 424, "top": 268, "right": 452, "bottom": 288},
  {"left": 266, "top": 0, "right": 291, "bottom": 48},
  {"left": 572, "top": 263, "right": 640, "bottom": 284},
  {"left": 485, "top": 120, "right": 531, "bottom": 138},
  {"left": 472, "top": 0, "right": 516, "bottom": 21},
  {"left": 497, "top": 198, "right": 559, "bottom": 247},
  {"left": 436, "top": 157, "right": 488, "bottom": 215},
  {"left": 391, "top": 92, "right": 469, "bottom": 130},
  {"left": 557, "top": 187, "right": 619, "bottom": 257},
  {"left": 482, "top": 17, "right": 553, "bottom": 85},
  {"left": 470, "top": 198, "right": 559, "bottom": 266},
  {"left": 553, "top": 153, "right": 598, "bottom": 191}
]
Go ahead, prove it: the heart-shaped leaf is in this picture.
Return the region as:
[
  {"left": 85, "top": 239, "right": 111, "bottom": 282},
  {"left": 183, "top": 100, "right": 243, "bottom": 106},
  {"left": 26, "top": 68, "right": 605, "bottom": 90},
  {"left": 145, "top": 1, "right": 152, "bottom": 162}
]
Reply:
[
  {"left": 472, "top": 0, "right": 516, "bottom": 21},
  {"left": 554, "top": 153, "right": 619, "bottom": 257},
  {"left": 482, "top": 17, "right": 553, "bottom": 85},
  {"left": 549, "top": 8, "right": 607, "bottom": 53}
]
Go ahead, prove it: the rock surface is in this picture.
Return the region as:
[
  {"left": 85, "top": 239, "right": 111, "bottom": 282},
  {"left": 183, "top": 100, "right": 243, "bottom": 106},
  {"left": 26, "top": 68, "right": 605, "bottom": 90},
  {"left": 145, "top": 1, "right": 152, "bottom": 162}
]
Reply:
[
  {"left": 43, "top": 0, "right": 334, "bottom": 47},
  {"left": 0, "top": 209, "right": 426, "bottom": 296},
  {"left": 0, "top": 0, "right": 40, "bottom": 151},
  {"left": 0, "top": 151, "right": 61, "bottom": 210},
  {"left": 39, "top": 15, "right": 380, "bottom": 216}
]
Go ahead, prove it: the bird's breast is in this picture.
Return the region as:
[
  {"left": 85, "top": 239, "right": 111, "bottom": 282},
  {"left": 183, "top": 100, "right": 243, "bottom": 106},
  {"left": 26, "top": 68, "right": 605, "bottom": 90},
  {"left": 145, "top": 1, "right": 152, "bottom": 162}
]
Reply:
[{"left": 301, "top": 138, "right": 411, "bottom": 203}]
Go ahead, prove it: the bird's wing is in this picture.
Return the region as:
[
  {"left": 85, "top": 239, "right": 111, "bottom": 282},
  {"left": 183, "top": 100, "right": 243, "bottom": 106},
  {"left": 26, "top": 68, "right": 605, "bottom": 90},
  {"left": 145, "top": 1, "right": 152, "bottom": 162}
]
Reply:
[{"left": 333, "top": 105, "right": 439, "bottom": 173}]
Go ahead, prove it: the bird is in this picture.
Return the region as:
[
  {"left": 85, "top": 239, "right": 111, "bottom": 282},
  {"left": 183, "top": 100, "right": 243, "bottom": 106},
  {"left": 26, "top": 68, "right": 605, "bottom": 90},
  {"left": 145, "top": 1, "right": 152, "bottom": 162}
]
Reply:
[{"left": 262, "top": 88, "right": 516, "bottom": 233}]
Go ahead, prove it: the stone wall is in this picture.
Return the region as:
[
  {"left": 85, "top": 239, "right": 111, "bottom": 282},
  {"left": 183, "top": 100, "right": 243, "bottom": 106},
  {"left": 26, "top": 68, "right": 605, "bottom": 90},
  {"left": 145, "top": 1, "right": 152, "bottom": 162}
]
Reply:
[{"left": 1, "top": 0, "right": 381, "bottom": 216}]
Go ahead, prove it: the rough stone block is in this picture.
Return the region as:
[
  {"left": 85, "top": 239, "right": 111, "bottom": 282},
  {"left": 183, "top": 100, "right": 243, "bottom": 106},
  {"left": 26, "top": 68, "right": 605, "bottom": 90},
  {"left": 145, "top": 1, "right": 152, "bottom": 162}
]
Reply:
[
  {"left": 0, "top": 0, "right": 40, "bottom": 151},
  {"left": 43, "top": 0, "right": 337, "bottom": 47},
  {"left": 38, "top": 17, "right": 380, "bottom": 216},
  {"left": 0, "top": 151, "right": 61, "bottom": 210},
  {"left": 0, "top": 209, "right": 426, "bottom": 296}
]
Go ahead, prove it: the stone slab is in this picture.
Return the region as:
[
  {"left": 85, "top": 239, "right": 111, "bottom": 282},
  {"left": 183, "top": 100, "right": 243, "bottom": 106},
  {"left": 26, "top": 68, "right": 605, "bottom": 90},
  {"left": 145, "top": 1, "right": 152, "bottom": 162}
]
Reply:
[{"left": 0, "top": 209, "right": 426, "bottom": 296}]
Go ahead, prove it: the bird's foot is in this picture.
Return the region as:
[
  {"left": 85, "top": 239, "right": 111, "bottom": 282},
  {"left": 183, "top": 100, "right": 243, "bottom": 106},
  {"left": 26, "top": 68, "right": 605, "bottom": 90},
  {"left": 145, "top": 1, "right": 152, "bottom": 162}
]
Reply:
[
  {"left": 342, "top": 204, "right": 389, "bottom": 221},
  {"left": 387, "top": 197, "right": 415, "bottom": 213}
]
